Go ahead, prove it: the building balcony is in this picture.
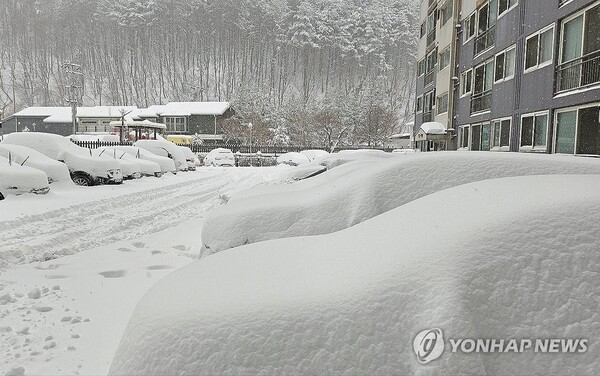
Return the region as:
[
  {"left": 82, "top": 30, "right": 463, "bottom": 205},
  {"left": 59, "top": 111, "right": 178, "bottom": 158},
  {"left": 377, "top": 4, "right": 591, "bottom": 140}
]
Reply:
[
  {"left": 474, "top": 26, "right": 496, "bottom": 56},
  {"left": 555, "top": 50, "right": 600, "bottom": 93},
  {"left": 470, "top": 90, "right": 492, "bottom": 114}
]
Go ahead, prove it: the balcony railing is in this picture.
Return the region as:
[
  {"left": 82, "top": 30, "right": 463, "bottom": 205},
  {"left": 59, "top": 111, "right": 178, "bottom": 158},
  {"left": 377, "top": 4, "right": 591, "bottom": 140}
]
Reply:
[
  {"left": 555, "top": 50, "right": 600, "bottom": 93},
  {"left": 470, "top": 90, "right": 492, "bottom": 114},
  {"left": 474, "top": 26, "right": 496, "bottom": 56}
]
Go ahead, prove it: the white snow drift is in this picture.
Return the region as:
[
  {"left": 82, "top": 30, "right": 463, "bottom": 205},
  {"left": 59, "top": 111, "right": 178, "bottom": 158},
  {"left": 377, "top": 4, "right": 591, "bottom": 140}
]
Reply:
[
  {"left": 201, "top": 152, "right": 600, "bottom": 255},
  {"left": 109, "top": 174, "right": 600, "bottom": 375}
]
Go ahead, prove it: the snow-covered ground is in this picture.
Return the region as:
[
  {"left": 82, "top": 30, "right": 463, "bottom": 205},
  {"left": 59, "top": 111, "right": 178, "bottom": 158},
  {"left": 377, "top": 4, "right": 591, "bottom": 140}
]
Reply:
[{"left": 0, "top": 167, "right": 286, "bottom": 375}]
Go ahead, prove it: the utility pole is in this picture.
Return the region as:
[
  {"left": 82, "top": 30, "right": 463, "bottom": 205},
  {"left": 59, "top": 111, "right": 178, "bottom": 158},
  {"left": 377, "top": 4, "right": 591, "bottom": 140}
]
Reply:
[{"left": 63, "top": 63, "right": 84, "bottom": 135}]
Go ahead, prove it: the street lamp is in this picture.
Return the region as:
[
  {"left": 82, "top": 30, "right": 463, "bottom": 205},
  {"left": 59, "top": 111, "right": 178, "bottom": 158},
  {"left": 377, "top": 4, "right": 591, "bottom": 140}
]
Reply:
[{"left": 248, "top": 122, "right": 253, "bottom": 154}]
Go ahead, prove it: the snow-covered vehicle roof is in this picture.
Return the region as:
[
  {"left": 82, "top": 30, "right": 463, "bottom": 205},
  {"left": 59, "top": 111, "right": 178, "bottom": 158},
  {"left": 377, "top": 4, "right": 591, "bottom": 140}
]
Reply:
[
  {"left": 109, "top": 174, "right": 600, "bottom": 375},
  {"left": 97, "top": 147, "right": 162, "bottom": 177},
  {"left": 93, "top": 149, "right": 142, "bottom": 179},
  {"left": 200, "top": 152, "right": 600, "bottom": 255},
  {"left": 0, "top": 143, "right": 72, "bottom": 184},
  {"left": 178, "top": 146, "right": 199, "bottom": 168},
  {"left": 133, "top": 140, "right": 188, "bottom": 172},
  {"left": 2, "top": 132, "right": 123, "bottom": 185},
  {"left": 276, "top": 152, "right": 311, "bottom": 166},
  {"left": 316, "top": 149, "right": 395, "bottom": 169},
  {"left": 299, "top": 149, "right": 329, "bottom": 162},
  {"left": 107, "top": 146, "right": 176, "bottom": 175},
  {"left": 0, "top": 156, "right": 50, "bottom": 199}
]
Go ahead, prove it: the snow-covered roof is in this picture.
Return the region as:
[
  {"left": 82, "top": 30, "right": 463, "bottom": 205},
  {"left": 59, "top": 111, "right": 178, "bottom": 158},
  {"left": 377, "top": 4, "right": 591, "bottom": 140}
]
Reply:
[
  {"left": 11, "top": 107, "right": 68, "bottom": 120},
  {"left": 419, "top": 122, "right": 446, "bottom": 135},
  {"left": 148, "top": 102, "right": 231, "bottom": 117},
  {"left": 389, "top": 133, "right": 411, "bottom": 139}
]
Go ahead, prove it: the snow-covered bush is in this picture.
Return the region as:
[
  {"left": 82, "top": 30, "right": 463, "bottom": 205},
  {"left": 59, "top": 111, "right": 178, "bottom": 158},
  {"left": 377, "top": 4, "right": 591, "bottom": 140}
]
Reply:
[
  {"left": 201, "top": 153, "right": 600, "bottom": 255},
  {"left": 109, "top": 175, "right": 600, "bottom": 375}
]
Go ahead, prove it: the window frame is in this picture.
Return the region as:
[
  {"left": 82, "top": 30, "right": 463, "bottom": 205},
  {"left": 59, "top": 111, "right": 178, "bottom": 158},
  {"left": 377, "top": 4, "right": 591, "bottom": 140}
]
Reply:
[
  {"left": 463, "top": 12, "right": 477, "bottom": 44},
  {"left": 440, "top": 0, "right": 454, "bottom": 26},
  {"left": 436, "top": 92, "right": 449, "bottom": 115},
  {"left": 491, "top": 117, "right": 512, "bottom": 150},
  {"left": 165, "top": 116, "right": 188, "bottom": 133},
  {"left": 498, "top": 0, "right": 518, "bottom": 19},
  {"left": 553, "top": 102, "right": 600, "bottom": 155},
  {"left": 524, "top": 24, "right": 555, "bottom": 73},
  {"left": 519, "top": 111, "right": 549, "bottom": 151},
  {"left": 494, "top": 44, "right": 516, "bottom": 83},
  {"left": 460, "top": 69, "right": 473, "bottom": 97},
  {"left": 458, "top": 125, "right": 471, "bottom": 150},
  {"left": 439, "top": 46, "right": 451, "bottom": 71},
  {"left": 416, "top": 95, "right": 423, "bottom": 113}
]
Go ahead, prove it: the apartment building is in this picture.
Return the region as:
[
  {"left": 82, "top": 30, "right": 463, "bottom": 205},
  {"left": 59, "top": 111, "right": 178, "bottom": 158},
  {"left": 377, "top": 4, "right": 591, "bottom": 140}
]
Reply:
[
  {"left": 416, "top": 0, "right": 600, "bottom": 156},
  {"left": 415, "top": 0, "right": 460, "bottom": 151}
]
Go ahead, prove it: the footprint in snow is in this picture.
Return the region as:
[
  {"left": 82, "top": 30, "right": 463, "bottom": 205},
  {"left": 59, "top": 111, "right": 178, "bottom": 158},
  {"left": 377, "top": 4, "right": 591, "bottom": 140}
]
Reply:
[
  {"left": 45, "top": 275, "right": 70, "bottom": 280},
  {"left": 99, "top": 270, "right": 127, "bottom": 278},
  {"left": 146, "top": 265, "right": 173, "bottom": 270},
  {"left": 151, "top": 250, "right": 164, "bottom": 255},
  {"left": 131, "top": 242, "right": 146, "bottom": 249},
  {"left": 172, "top": 245, "right": 189, "bottom": 252},
  {"left": 118, "top": 247, "right": 134, "bottom": 252}
]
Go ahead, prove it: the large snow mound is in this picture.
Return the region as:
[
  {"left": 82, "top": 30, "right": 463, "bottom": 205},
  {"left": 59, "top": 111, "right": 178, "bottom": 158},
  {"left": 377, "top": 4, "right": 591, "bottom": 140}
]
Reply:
[
  {"left": 110, "top": 175, "right": 600, "bottom": 375},
  {"left": 201, "top": 152, "right": 600, "bottom": 255}
]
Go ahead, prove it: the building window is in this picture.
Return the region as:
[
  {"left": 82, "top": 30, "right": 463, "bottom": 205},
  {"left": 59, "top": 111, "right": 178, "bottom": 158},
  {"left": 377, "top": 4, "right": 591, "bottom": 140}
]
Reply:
[
  {"left": 423, "top": 90, "right": 436, "bottom": 122},
  {"left": 471, "top": 59, "right": 494, "bottom": 114},
  {"left": 417, "top": 58, "right": 426, "bottom": 76},
  {"left": 492, "top": 118, "right": 511, "bottom": 148},
  {"left": 439, "top": 47, "right": 451, "bottom": 71},
  {"left": 165, "top": 117, "right": 187, "bottom": 133},
  {"left": 437, "top": 93, "right": 449, "bottom": 115},
  {"left": 464, "top": 12, "right": 477, "bottom": 43},
  {"left": 459, "top": 125, "right": 471, "bottom": 149},
  {"left": 554, "top": 104, "right": 600, "bottom": 155},
  {"left": 461, "top": 69, "right": 473, "bottom": 96},
  {"left": 498, "top": 0, "right": 517, "bottom": 17},
  {"left": 441, "top": 0, "right": 453, "bottom": 26},
  {"left": 416, "top": 96, "right": 423, "bottom": 113},
  {"left": 426, "top": 10, "right": 437, "bottom": 46},
  {"left": 520, "top": 112, "right": 549, "bottom": 149},
  {"left": 556, "top": 3, "right": 600, "bottom": 92},
  {"left": 424, "top": 49, "right": 437, "bottom": 86},
  {"left": 420, "top": 21, "right": 426, "bottom": 38},
  {"left": 494, "top": 45, "right": 516, "bottom": 82},
  {"left": 474, "top": 0, "right": 498, "bottom": 55},
  {"left": 525, "top": 25, "right": 554, "bottom": 72}
]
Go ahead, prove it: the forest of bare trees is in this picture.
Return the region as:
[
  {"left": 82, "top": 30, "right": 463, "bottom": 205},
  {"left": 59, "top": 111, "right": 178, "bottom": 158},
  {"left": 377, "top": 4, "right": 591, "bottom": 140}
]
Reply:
[{"left": 0, "top": 0, "right": 418, "bottom": 147}]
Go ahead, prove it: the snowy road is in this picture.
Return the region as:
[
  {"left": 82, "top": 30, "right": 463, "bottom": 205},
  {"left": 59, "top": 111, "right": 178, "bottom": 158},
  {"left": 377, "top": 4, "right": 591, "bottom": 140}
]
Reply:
[{"left": 0, "top": 167, "right": 285, "bottom": 375}]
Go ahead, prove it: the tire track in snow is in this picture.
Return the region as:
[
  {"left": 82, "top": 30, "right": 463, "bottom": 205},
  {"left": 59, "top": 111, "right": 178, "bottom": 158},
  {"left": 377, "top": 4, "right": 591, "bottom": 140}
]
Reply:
[{"left": 0, "top": 174, "right": 231, "bottom": 267}]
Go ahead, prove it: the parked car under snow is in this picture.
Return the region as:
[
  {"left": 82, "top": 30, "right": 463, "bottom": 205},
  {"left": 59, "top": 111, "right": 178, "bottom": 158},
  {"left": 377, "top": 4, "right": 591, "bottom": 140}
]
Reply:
[
  {"left": 0, "top": 156, "right": 50, "bottom": 200},
  {"left": 0, "top": 143, "right": 72, "bottom": 184},
  {"left": 1, "top": 132, "right": 123, "bottom": 186},
  {"left": 106, "top": 146, "right": 177, "bottom": 175},
  {"left": 133, "top": 140, "right": 189, "bottom": 172},
  {"left": 203, "top": 148, "right": 235, "bottom": 167}
]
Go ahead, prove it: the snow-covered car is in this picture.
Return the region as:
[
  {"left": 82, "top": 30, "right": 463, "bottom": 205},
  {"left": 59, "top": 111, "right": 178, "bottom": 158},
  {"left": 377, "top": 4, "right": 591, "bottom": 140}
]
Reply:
[
  {"left": 276, "top": 152, "right": 310, "bottom": 166},
  {"left": 0, "top": 156, "right": 50, "bottom": 200},
  {"left": 316, "top": 149, "right": 395, "bottom": 169},
  {"left": 107, "top": 146, "right": 177, "bottom": 175},
  {"left": 110, "top": 174, "right": 600, "bottom": 375},
  {"left": 178, "top": 146, "right": 198, "bottom": 171},
  {"left": 0, "top": 144, "right": 72, "bottom": 184},
  {"left": 200, "top": 152, "right": 600, "bottom": 256},
  {"left": 93, "top": 149, "right": 142, "bottom": 180},
  {"left": 203, "top": 148, "right": 235, "bottom": 167},
  {"left": 2, "top": 132, "right": 123, "bottom": 186},
  {"left": 97, "top": 147, "right": 162, "bottom": 177},
  {"left": 299, "top": 149, "right": 329, "bottom": 161},
  {"left": 133, "top": 140, "right": 188, "bottom": 172},
  {"left": 391, "top": 148, "right": 417, "bottom": 154}
]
